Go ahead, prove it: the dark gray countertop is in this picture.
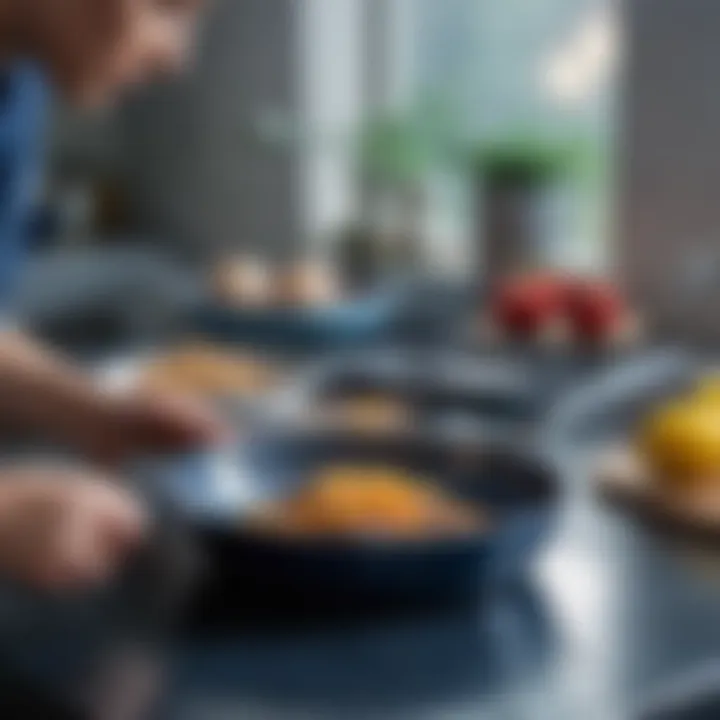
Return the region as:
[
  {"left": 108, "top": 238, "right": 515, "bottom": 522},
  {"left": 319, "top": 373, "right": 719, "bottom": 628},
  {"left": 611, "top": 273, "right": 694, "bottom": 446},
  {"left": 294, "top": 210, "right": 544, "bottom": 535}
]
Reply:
[
  {"left": 73, "top": 346, "right": 701, "bottom": 720},
  {"left": 0, "top": 337, "right": 707, "bottom": 719},
  {"left": 161, "top": 441, "right": 720, "bottom": 720}
]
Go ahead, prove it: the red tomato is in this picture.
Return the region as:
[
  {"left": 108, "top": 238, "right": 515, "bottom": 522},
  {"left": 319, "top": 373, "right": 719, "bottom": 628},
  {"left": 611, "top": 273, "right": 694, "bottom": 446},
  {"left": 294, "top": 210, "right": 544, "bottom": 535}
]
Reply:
[
  {"left": 565, "top": 278, "right": 625, "bottom": 341},
  {"left": 491, "top": 273, "right": 565, "bottom": 337}
]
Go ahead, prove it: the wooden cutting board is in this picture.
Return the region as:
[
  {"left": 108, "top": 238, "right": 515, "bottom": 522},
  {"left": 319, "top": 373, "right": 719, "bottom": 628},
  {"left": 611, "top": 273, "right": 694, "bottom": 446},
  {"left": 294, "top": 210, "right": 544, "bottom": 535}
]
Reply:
[{"left": 596, "top": 445, "right": 720, "bottom": 544}]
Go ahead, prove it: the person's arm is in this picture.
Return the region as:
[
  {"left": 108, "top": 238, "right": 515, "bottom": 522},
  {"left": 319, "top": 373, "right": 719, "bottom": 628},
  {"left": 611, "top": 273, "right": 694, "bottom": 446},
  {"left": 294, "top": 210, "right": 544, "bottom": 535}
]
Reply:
[
  {"left": 0, "top": 329, "right": 228, "bottom": 462},
  {"left": 0, "top": 329, "right": 108, "bottom": 445}
]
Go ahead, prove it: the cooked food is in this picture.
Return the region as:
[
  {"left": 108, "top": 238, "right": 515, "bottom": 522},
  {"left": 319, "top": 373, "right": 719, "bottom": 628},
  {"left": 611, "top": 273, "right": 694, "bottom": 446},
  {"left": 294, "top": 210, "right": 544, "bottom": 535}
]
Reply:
[
  {"left": 138, "top": 344, "right": 279, "bottom": 398},
  {"left": 320, "top": 395, "right": 411, "bottom": 432},
  {"left": 248, "top": 465, "right": 489, "bottom": 539}
]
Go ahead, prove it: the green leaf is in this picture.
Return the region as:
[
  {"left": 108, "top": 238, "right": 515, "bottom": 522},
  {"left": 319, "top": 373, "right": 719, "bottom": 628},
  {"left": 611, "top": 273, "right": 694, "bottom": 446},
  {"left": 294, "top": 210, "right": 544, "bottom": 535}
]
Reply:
[{"left": 470, "top": 132, "right": 594, "bottom": 187}]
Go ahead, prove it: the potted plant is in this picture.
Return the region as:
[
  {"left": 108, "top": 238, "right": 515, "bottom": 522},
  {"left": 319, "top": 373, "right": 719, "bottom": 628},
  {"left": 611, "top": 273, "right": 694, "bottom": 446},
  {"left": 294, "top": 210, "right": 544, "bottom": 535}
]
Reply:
[{"left": 472, "top": 135, "right": 582, "bottom": 280}]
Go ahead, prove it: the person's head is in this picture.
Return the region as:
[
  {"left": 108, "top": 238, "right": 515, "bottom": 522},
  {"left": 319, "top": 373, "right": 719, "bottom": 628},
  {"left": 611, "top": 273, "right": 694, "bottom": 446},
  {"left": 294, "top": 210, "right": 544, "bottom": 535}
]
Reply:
[{"left": 22, "top": 0, "right": 206, "bottom": 107}]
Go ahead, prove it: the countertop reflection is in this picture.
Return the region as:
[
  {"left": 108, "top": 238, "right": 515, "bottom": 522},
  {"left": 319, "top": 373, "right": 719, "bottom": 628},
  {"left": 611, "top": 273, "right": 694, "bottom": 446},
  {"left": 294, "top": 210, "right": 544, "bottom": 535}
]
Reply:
[{"left": 167, "top": 578, "right": 553, "bottom": 720}]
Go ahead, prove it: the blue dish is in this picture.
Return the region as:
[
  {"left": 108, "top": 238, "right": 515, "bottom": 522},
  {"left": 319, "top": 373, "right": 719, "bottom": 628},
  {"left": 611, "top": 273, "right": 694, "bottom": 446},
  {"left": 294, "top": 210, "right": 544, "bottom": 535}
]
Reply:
[
  {"left": 187, "top": 278, "right": 473, "bottom": 355},
  {"left": 138, "top": 433, "right": 559, "bottom": 612},
  {"left": 188, "top": 287, "right": 408, "bottom": 355}
]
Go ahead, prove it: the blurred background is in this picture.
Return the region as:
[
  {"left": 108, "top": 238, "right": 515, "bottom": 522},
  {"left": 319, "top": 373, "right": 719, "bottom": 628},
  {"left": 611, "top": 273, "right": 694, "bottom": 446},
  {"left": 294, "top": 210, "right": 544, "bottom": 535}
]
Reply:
[{"left": 19, "top": 0, "right": 620, "bottom": 351}]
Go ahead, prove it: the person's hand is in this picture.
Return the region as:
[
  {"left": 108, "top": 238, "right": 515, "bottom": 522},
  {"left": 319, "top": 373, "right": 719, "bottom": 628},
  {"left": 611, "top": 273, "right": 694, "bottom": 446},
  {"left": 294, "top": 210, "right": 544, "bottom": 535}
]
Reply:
[
  {"left": 75, "top": 389, "right": 231, "bottom": 465},
  {"left": 0, "top": 331, "right": 232, "bottom": 461},
  {"left": 0, "top": 468, "right": 148, "bottom": 592}
]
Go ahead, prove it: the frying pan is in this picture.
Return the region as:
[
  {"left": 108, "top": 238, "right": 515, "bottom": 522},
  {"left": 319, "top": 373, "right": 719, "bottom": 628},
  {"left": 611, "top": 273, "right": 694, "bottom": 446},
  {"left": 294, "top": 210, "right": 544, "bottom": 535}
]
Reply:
[{"left": 134, "top": 431, "right": 560, "bottom": 616}]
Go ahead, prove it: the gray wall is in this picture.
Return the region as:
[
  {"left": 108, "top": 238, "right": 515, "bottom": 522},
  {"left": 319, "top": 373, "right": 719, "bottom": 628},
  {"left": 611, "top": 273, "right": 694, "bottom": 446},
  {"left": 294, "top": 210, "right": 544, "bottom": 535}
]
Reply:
[
  {"left": 119, "top": 0, "right": 301, "bottom": 262},
  {"left": 621, "top": 0, "right": 720, "bottom": 344}
]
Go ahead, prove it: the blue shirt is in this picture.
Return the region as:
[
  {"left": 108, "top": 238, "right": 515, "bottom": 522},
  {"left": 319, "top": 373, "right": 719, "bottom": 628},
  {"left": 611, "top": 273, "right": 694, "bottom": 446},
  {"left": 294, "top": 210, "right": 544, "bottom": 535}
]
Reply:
[{"left": 0, "top": 63, "right": 48, "bottom": 306}]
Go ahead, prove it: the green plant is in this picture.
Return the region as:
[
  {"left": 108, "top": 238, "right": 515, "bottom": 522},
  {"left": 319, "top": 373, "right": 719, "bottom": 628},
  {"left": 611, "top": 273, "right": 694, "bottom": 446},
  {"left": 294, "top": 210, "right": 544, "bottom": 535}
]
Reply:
[
  {"left": 472, "top": 135, "right": 588, "bottom": 188},
  {"left": 359, "top": 116, "right": 431, "bottom": 187},
  {"left": 358, "top": 97, "right": 462, "bottom": 189}
]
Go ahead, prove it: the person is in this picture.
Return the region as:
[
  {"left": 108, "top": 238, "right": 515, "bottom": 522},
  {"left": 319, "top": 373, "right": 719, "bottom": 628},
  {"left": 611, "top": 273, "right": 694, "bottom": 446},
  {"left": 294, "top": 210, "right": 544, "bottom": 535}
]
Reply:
[{"left": 0, "top": 0, "right": 222, "bottom": 593}]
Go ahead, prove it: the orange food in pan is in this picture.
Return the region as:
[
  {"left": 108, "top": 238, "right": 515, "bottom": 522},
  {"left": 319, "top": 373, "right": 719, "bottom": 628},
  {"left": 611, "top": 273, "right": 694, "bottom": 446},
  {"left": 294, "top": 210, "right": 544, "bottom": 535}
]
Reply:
[
  {"left": 319, "top": 396, "right": 411, "bottom": 432},
  {"left": 249, "top": 466, "right": 488, "bottom": 538},
  {"left": 139, "top": 344, "right": 279, "bottom": 398}
]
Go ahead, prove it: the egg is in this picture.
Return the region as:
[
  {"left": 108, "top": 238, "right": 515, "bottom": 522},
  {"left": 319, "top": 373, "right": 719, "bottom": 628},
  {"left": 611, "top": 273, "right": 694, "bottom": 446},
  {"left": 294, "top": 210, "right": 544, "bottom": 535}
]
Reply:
[
  {"left": 212, "top": 256, "right": 273, "bottom": 307},
  {"left": 275, "top": 261, "right": 340, "bottom": 307}
]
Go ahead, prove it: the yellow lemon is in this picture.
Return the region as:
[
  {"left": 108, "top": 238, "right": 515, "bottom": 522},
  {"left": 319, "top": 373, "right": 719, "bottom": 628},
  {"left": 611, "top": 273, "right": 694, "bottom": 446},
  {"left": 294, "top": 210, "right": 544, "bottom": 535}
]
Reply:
[
  {"left": 693, "top": 374, "right": 720, "bottom": 405},
  {"left": 639, "top": 400, "right": 720, "bottom": 486}
]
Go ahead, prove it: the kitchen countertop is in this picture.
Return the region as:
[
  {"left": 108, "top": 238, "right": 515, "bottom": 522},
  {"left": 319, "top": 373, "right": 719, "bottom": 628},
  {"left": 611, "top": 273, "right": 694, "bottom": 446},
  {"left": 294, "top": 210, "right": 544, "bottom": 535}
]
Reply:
[
  {"left": 81, "top": 345, "right": 708, "bottom": 720},
  {"left": 0, "top": 340, "right": 709, "bottom": 720},
  {"left": 160, "top": 439, "right": 720, "bottom": 720}
]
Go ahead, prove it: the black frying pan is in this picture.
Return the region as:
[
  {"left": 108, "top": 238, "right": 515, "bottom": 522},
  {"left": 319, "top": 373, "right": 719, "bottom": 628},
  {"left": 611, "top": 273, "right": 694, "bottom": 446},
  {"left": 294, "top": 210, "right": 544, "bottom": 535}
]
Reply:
[{"left": 135, "top": 431, "right": 560, "bottom": 619}]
